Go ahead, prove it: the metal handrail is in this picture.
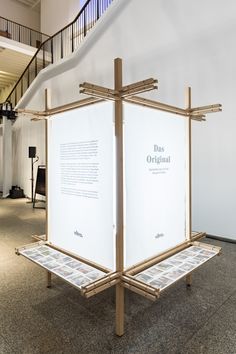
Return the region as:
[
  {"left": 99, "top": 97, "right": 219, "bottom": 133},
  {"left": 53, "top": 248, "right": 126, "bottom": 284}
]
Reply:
[
  {"left": 0, "top": 16, "right": 49, "bottom": 38},
  {"left": 0, "top": 16, "right": 49, "bottom": 47},
  {"left": 4, "top": 0, "right": 113, "bottom": 108}
]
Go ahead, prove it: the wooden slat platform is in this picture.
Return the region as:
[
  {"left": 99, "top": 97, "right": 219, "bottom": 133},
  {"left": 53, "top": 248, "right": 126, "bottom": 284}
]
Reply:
[
  {"left": 131, "top": 242, "right": 220, "bottom": 292},
  {"left": 19, "top": 244, "right": 107, "bottom": 290}
]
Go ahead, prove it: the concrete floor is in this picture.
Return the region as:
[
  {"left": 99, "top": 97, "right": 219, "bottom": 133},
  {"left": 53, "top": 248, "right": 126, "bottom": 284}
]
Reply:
[{"left": 0, "top": 198, "right": 236, "bottom": 354}]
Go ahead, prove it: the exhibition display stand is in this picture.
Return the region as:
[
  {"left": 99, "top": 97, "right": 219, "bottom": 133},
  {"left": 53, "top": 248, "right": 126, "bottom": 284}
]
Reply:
[{"left": 16, "top": 58, "right": 222, "bottom": 336}]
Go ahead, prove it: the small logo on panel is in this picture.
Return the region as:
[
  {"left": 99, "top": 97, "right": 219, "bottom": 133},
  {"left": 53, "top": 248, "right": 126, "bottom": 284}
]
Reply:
[
  {"left": 155, "top": 233, "right": 164, "bottom": 239},
  {"left": 74, "top": 230, "right": 83, "bottom": 238}
]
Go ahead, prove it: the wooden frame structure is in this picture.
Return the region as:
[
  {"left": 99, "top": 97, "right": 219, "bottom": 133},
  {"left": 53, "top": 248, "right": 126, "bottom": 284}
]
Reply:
[{"left": 16, "top": 58, "right": 222, "bottom": 336}]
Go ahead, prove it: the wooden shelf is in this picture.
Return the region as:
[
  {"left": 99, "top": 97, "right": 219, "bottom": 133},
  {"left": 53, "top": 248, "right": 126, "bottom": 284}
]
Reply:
[
  {"left": 125, "top": 242, "right": 221, "bottom": 295},
  {"left": 16, "top": 242, "right": 114, "bottom": 295}
]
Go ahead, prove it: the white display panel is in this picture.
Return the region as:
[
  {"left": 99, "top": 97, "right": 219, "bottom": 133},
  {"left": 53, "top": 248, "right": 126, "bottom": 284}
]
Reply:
[
  {"left": 124, "top": 103, "right": 188, "bottom": 268},
  {"left": 48, "top": 102, "right": 115, "bottom": 270}
]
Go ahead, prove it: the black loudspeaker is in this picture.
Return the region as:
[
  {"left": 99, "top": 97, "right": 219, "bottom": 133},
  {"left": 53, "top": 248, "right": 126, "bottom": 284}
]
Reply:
[{"left": 29, "top": 146, "right": 36, "bottom": 158}]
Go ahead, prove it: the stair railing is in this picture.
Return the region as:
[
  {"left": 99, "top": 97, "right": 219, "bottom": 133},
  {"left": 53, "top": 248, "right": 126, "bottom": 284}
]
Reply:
[
  {"left": 5, "top": 0, "right": 113, "bottom": 108},
  {"left": 0, "top": 16, "right": 49, "bottom": 48}
]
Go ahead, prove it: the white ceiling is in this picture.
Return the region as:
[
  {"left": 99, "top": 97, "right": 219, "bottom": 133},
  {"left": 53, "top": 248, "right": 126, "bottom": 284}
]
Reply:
[
  {"left": 0, "top": 47, "right": 33, "bottom": 96},
  {"left": 12, "top": 0, "right": 41, "bottom": 12}
]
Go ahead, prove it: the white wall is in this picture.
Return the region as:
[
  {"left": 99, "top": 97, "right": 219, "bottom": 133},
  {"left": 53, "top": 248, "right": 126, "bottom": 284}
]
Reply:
[
  {"left": 2, "top": 117, "right": 12, "bottom": 197},
  {"left": 0, "top": 0, "right": 40, "bottom": 31},
  {"left": 0, "top": 126, "right": 3, "bottom": 191},
  {"left": 15, "top": 0, "right": 236, "bottom": 240},
  {"left": 0, "top": 118, "right": 12, "bottom": 197},
  {"left": 40, "top": 0, "right": 80, "bottom": 36}
]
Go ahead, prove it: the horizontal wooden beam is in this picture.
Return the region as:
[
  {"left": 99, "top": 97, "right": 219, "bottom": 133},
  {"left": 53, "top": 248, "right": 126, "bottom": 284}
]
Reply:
[
  {"left": 122, "top": 282, "right": 158, "bottom": 301},
  {"left": 31, "top": 234, "right": 46, "bottom": 241},
  {"left": 84, "top": 279, "right": 120, "bottom": 298},
  {"left": 191, "top": 108, "right": 222, "bottom": 115},
  {"left": 192, "top": 241, "right": 221, "bottom": 253},
  {"left": 80, "top": 88, "right": 119, "bottom": 101},
  {"left": 121, "top": 275, "right": 159, "bottom": 297},
  {"left": 82, "top": 272, "right": 120, "bottom": 293},
  {"left": 125, "top": 95, "right": 188, "bottom": 117},
  {"left": 48, "top": 97, "right": 104, "bottom": 115},
  {"left": 120, "top": 84, "right": 158, "bottom": 98},
  {"left": 79, "top": 82, "right": 118, "bottom": 95},
  {"left": 16, "top": 88, "right": 221, "bottom": 126},
  {"left": 15, "top": 240, "right": 46, "bottom": 255},
  {"left": 48, "top": 242, "right": 111, "bottom": 273},
  {"left": 80, "top": 79, "right": 158, "bottom": 101},
  {"left": 17, "top": 108, "right": 46, "bottom": 116},
  {"left": 30, "top": 117, "right": 47, "bottom": 121},
  {"left": 191, "top": 115, "right": 206, "bottom": 122},
  {"left": 17, "top": 97, "right": 104, "bottom": 118},
  {"left": 121, "top": 78, "right": 158, "bottom": 92},
  {"left": 190, "top": 104, "right": 222, "bottom": 112}
]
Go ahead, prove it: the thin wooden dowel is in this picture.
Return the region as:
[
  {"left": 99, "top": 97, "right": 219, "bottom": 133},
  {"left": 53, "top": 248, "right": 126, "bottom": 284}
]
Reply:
[
  {"left": 82, "top": 272, "right": 120, "bottom": 293},
  {"left": 125, "top": 96, "right": 188, "bottom": 116},
  {"left": 192, "top": 241, "right": 221, "bottom": 252},
  {"left": 17, "top": 98, "right": 103, "bottom": 118},
  {"left": 31, "top": 234, "right": 46, "bottom": 241},
  {"left": 17, "top": 108, "right": 46, "bottom": 116},
  {"left": 121, "top": 78, "right": 158, "bottom": 92},
  {"left": 47, "top": 97, "right": 103, "bottom": 115},
  {"left": 48, "top": 243, "right": 111, "bottom": 273},
  {"left": 84, "top": 279, "right": 120, "bottom": 298},
  {"left": 15, "top": 240, "right": 45, "bottom": 254},
  {"left": 190, "top": 103, "right": 221, "bottom": 112},
  {"left": 121, "top": 275, "right": 159, "bottom": 296},
  {"left": 120, "top": 84, "right": 157, "bottom": 98},
  {"left": 80, "top": 88, "right": 119, "bottom": 101},
  {"left": 122, "top": 282, "right": 157, "bottom": 302},
  {"left": 191, "top": 108, "right": 222, "bottom": 115},
  {"left": 79, "top": 82, "right": 118, "bottom": 95}
]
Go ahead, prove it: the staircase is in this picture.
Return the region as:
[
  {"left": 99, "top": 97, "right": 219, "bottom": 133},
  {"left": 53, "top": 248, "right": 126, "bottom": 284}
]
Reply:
[{"left": 5, "top": 0, "right": 113, "bottom": 108}]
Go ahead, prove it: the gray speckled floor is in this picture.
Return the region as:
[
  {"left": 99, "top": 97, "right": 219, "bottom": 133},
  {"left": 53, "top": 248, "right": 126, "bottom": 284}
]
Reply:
[{"left": 0, "top": 198, "right": 236, "bottom": 354}]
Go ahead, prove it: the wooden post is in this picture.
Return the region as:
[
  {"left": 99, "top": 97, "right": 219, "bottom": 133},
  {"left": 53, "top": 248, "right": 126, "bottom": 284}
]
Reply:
[
  {"left": 46, "top": 270, "right": 52, "bottom": 288},
  {"left": 186, "top": 273, "right": 192, "bottom": 288},
  {"left": 114, "top": 58, "right": 125, "bottom": 336},
  {"left": 45, "top": 88, "right": 52, "bottom": 288},
  {"left": 185, "top": 86, "right": 192, "bottom": 241},
  {"left": 185, "top": 87, "right": 192, "bottom": 287}
]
